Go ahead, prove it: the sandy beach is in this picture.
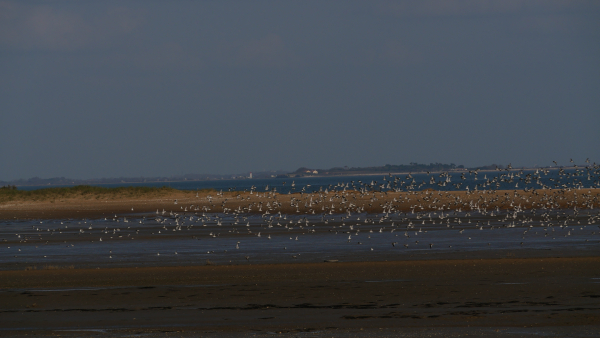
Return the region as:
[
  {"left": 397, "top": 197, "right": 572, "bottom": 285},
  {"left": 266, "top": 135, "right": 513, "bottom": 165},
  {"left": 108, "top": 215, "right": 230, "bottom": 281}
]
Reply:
[{"left": 1, "top": 188, "right": 599, "bottom": 220}]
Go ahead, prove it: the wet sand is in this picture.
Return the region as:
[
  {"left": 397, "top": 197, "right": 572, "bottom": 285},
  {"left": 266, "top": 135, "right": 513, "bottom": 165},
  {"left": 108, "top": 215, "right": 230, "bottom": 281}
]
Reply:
[
  {"left": 1, "top": 257, "right": 599, "bottom": 336},
  {"left": 2, "top": 188, "right": 599, "bottom": 220}
]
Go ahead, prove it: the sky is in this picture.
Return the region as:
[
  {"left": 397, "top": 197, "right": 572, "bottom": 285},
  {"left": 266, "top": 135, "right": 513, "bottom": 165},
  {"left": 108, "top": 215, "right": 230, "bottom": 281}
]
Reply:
[{"left": 1, "top": 0, "right": 599, "bottom": 180}]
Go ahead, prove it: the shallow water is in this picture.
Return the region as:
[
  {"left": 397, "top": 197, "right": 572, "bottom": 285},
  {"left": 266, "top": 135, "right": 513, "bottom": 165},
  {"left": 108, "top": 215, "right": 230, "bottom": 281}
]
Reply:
[{"left": 2, "top": 207, "right": 599, "bottom": 270}]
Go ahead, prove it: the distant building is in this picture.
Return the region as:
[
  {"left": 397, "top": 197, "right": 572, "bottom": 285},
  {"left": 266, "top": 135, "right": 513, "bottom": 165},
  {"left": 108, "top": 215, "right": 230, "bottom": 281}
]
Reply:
[{"left": 249, "top": 172, "right": 253, "bottom": 179}]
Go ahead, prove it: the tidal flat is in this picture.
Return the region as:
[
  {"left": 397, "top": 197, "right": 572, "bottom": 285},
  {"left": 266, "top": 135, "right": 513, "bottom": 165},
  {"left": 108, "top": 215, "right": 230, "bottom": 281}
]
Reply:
[{"left": 1, "top": 183, "right": 599, "bottom": 337}]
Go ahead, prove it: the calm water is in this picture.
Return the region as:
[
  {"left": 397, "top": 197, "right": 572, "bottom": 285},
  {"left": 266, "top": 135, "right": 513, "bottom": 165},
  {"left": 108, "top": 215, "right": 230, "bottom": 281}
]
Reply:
[{"left": 18, "top": 168, "right": 600, "bottom": 194}]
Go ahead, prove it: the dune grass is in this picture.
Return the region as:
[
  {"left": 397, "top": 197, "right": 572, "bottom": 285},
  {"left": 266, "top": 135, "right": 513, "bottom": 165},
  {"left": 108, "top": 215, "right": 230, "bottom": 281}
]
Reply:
[{"left": 0, "top": 185, "right": 215, "bottom": 202}]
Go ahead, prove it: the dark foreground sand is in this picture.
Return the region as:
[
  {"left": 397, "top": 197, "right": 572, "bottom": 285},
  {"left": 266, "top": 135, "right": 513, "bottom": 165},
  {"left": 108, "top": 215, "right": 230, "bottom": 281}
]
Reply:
[{"left": 1, "top": 258, "right": 599, "bottom": 337}]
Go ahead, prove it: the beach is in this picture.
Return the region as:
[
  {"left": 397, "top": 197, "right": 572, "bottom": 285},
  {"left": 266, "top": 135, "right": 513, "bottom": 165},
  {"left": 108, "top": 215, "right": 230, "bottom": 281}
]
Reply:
[
  {"left": 3, "top": 0, "right": 599, "bottom": 334},
  {"left": 1, "top": 188, "right": 599, "bottom": 336},
  {"left": 1, "top": 258, "right": 599, "bottom": 337},
  {"left": 2, "top": 188, "right": 599, "bottom": 220}
]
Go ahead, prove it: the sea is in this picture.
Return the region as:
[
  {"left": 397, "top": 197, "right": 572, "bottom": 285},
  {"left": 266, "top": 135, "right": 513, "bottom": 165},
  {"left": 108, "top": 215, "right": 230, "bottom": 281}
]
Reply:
[{"left": 17, "top": 167, "right": 600, "bottom": 194}]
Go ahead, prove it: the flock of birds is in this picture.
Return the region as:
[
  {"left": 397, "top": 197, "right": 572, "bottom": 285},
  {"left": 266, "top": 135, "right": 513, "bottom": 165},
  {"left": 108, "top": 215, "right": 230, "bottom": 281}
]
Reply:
[{"left": 2, "top": 161, "right": 600, "bottom": 267}]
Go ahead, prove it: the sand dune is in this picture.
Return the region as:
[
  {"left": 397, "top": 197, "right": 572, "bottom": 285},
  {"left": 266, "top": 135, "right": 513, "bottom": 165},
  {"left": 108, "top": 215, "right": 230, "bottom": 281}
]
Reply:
[{"left": 2, "top": 188, "right": 599, "bottom": 220}]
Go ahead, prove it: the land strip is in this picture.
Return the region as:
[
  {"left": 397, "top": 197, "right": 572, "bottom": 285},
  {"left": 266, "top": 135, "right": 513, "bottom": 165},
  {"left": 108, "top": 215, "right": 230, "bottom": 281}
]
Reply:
[{"left": 1, "top": 188, "right": 599, "bottom": 220}]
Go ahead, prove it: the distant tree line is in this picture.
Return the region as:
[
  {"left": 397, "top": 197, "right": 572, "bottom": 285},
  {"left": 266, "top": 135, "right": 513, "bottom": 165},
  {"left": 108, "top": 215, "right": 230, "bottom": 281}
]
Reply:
[
  {"left": 332, "top": 163, "right": 459, "bottom": 173},
  {"left": 294, "top": 162, "right": 462, "bottom": 175},
  {"left": 468, "top": 164, "right": 505, "bottom": 170}
]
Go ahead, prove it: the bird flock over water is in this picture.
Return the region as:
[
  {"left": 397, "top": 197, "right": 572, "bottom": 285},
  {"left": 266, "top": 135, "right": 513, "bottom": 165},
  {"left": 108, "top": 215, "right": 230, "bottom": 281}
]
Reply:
[{"left": 2, "top": 161, "right": 600, "bottom": 267}]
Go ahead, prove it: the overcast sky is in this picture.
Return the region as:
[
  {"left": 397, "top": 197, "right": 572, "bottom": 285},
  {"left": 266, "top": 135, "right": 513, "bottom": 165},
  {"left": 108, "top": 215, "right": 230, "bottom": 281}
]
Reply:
[{"left": 1, "top": 0, "right": 598, "bottom": 180}]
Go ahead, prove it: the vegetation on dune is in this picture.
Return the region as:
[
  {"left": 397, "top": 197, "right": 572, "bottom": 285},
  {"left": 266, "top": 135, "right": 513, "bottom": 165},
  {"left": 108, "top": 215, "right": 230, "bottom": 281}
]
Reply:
[{"left": 0, "top": 185, "right": 216, "bottom": 202}]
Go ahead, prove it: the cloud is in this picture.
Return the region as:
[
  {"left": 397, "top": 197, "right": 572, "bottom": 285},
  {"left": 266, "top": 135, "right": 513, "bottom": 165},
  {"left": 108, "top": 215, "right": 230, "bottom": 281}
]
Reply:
[
  {"left": 375, "top": 0, "right": 590, "bottom": 17},
  {"left": 239, "top": 34, "right": 286, "bottom": 66},
  {"left": 215, "top": 33, "right": 296, "bottom": 68},
  {"left": 131, "top": 42, "right": 203, "bottom": 72},
  {"left": 379, "top": 40, "right": 421, "bottom": 66},
  {"left": 0, "top": 1, "right": 143, "bottom": 51}
]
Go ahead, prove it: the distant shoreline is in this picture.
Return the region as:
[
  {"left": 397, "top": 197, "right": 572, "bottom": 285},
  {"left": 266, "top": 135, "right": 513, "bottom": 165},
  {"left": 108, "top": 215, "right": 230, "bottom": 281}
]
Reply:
[
  {"left": 286, "top": 166, "right": 583, "bottom": 178},
  {"left": 2, "top": 166, "right": 580, "bottom": 188}
]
